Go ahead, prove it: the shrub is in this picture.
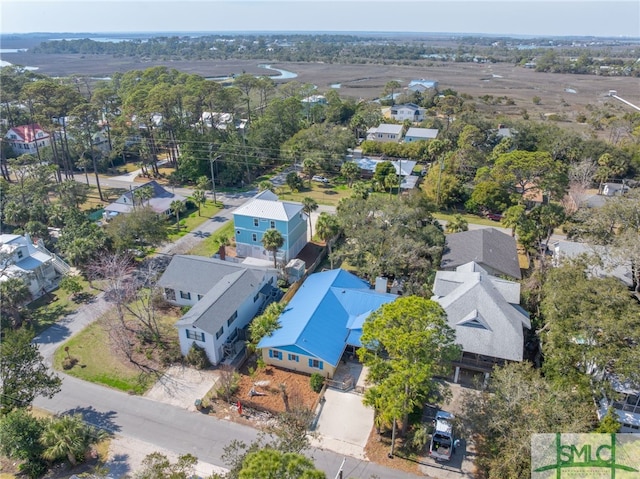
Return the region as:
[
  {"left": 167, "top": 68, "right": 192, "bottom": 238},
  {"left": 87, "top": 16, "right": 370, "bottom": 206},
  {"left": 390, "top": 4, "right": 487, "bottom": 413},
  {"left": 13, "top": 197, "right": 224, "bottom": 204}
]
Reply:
[
  {"left": 62, "top": 356, "right": 78, "bottom": 370},
  {"left": 216, "top": 365, "right": 240, "bottom": 401},
  {"left": 310, "top": 373, "right": 324, "bottom": 393},
  {"left": 185, "top": 343, "right": 211, "bottom": 369}
]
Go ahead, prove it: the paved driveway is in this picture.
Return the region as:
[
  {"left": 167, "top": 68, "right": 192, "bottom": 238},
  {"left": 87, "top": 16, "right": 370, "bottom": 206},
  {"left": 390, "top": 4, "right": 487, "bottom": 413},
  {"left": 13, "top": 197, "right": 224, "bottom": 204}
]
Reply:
[
  {"left": 144, "top": 365, "right": 220, "bottom": 411},
  {"left": 311, "top": 389, "right": 373, "bottom": 459}
]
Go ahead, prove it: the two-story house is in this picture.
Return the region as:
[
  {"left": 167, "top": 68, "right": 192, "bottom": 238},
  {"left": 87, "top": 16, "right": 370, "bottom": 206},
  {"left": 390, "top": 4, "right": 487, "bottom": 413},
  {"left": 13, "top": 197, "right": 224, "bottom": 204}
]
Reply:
[
  {"left": 158, "top": 255, "right": 280, "bottom": 365},
  {"left": 5, "top": 124, "right": 51, "bottom": 156},
  {"left": 432, "top": 261, "right": 531, "bottom": 385},
  {"left": 233, "top": 190, "right": 307, "bottom": 266},
  {"left": 408, "top": 79, "right": 438, "bottom": 92},
  {"left": 0, "top": 234, "right": 71, "bottom": 298},
  {"left": 366, "top": 124, "right": 404, "bottom": 143},
  {"left": 389, "top": 103, "right": 426, "bottom": 123}
]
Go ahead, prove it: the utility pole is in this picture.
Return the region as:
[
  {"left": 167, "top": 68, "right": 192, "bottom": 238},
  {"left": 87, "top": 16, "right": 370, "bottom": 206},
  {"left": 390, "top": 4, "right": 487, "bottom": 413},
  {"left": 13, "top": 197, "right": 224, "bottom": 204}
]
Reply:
[{"left": 209, "top": 144, "right": 220, "bottom": 205}]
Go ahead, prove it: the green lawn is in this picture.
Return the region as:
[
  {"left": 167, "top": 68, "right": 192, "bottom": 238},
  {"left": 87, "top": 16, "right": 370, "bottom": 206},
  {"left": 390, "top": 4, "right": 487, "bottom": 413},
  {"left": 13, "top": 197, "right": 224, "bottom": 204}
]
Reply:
[
  {"left": 53, "top": 320, "right": 154, "bottom": 394},
  {"left": 277, "top": 183, "right": 352, "bottom": 206},
  {"left": 167, "top": 199, "right": 223, "bottom": 241},
  {"left": 52, "top": 302, "right": 182, "bottom": 395},
  {"left": 433, "top": 211, "right": 510, "bottom": 229},
  {"left": 26, "top": 277, "right": 96, "bottom": 335},
  {"left": 187, "top": 221, "right": 235, "bottom": 257}
]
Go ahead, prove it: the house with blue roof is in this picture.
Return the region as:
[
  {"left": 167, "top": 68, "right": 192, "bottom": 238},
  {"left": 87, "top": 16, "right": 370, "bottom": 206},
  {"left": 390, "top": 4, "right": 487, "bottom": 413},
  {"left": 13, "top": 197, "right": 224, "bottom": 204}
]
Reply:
[
  {"left": 258, "top": 269, "right": 398, "bottom": 378},
  {"left": 233, "top": 190, "right": 307, "bottom": 265}
]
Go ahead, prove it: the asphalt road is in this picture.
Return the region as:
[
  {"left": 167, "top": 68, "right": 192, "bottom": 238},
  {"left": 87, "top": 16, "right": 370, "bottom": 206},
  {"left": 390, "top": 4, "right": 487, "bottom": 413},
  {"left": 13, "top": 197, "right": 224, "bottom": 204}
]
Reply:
[{"left": 33, "top": 176, "right": 424, "bottom": 479}]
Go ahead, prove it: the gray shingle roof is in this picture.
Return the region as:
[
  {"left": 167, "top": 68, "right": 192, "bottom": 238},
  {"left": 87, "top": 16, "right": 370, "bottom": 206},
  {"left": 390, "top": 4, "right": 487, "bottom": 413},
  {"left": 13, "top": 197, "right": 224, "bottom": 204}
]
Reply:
[
  {"left": 433, "top": 264, "right": 530, "bottom": 362},
  {"left": 157, "top": 255, "right": 272, "bottom": 296},
  {"left": 440, "top": 228, "right": 522, "bottom": 279},
  {"left": 176, "top": 268, "right": 263, "bottom": 334}
]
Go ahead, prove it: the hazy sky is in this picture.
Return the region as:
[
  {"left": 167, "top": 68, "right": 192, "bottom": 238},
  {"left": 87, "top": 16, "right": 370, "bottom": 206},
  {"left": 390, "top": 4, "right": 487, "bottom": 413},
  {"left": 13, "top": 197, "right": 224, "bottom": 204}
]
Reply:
[{"left": 2, "top": 1, "right": 639, "bottom": 37}]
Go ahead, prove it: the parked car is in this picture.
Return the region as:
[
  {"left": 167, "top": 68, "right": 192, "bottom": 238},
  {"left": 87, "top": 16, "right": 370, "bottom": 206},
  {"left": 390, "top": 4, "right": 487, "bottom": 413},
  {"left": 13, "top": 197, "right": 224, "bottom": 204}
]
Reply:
[
  {"left": 429, "top": 411, "right": 455, "bottom": 461},
  {"left": 485, "top": 212, "right": 503, "bottom": 221},
  {"left": 312, "top": 175, "right": 329, "bottom": 183}
]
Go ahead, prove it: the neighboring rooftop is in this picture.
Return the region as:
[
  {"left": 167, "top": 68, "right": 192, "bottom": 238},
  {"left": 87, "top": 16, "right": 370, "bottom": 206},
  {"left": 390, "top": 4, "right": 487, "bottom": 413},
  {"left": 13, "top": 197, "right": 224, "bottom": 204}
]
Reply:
[
  {"left": 233, "top": 190, "right": 303, "bottom": 221},
  {"left": 441, "top": 228, "right": 522, "bottom": 280},
  {"left": 258, "top": 269, "right": 397, "bottom": 368}
]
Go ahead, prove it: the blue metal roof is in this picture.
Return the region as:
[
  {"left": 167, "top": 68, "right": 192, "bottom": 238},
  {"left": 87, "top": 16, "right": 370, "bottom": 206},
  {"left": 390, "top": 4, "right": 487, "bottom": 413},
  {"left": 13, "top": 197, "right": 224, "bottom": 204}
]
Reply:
[{"left": 258, "top": 269, "right": 397, "bottom": 367}]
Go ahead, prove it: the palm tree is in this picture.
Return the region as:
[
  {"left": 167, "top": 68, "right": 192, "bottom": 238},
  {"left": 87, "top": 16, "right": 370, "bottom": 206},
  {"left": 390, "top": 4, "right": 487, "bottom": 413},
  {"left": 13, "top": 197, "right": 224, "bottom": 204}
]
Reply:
[
  {"left": 40, "top": 414, "right": 106, "bottom": 467},
  {"left": 170, "top": 200, "right": 186, "bottom": 229},
  {"left": 340, "top": 161, "right": 360, "bottom": 188},
  {"left": 262, "top": 229, "right": 284, "bottom": 269},
  {"left": 134, "top": 186, "right": 153, "bottom": 208},
  {"left": 302, "top": 197, "right": 318, "bottom": 238},
  {"left": 384, "top": 174, "right": 399, "bottom": 198},
  {"left": 191, "top": 189, "right": 206, "bottom": 216},
  {"left": 302, "top": 158, "right": 317, "bottom": 187},
  {"left": 316, "top": 212, "right": 340, "bottom": 269},
  {"left": 446, "top": 214, "right": 468, "bottom": 233},
  {"left": 258, "top": 180, "right": 275, "bottom": 192}
]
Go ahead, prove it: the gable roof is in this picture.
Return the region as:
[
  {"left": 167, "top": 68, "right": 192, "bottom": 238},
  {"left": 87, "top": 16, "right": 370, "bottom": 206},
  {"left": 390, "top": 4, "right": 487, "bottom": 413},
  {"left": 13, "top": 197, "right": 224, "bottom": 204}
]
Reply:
[
  {"left": 6, "top": 124, "right": 49, "bottom": 142},
  {"left": 176, "top": 268, "right": 263, "bottom": 334},
  {"left": 158, "top": 255, "right": 276, "bottom": 335},
  {"left": 105, "top": 180, "right": 186, "bottom": 215},
  {"left": 233, "top": 191, "right": 303, "bottom": 221},
  {"left": 158, "top": 255, "right": 271, "bottom": 296},
  {"left": 441, "top": 228, "right": 521, "bottom": 279},
  {"left": 258, "top": 269, "right": 397, "bottom": 367},
  {"left": 405, "top": 127, "right": 438, "bottom": 140},
  {"left": 391, "top": 103, "right": 422, "bottom": 113},
  {"left": 376, "top": 123, "right": 403, "bottom": 135},
  {"left": 432, "top": 263, "right": 530, "bottom": 362}
]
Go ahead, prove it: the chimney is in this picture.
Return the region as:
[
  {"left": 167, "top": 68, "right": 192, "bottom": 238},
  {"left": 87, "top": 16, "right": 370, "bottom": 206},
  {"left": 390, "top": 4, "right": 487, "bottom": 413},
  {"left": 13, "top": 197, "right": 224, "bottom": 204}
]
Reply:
[{"left": 374, "top": 276, "right": 388, "bottom": 293}]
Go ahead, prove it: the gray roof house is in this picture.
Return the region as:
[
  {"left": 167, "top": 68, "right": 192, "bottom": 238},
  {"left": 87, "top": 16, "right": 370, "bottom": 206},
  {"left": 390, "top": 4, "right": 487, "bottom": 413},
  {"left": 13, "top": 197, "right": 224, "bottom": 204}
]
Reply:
[
  {"left": 441, "top": 228, "right": 522, "bottom": 280},
  {"left": 367, "top": 123, "right": 404, "bottom": 143},
  {"left": 103, "top": 180, "right": 186, "bottom": 220},
  {"left": 404, "top": 127, "right": 438, "bottom": 143},
  {"left": 157, "top": 255, "right": 280, "bottom": 365},
  {"left": 552, "top": 240, "right": 633, "bottom": 288},
  {"left": 432, "top": 261, "right": 531, "bottom": 383}
]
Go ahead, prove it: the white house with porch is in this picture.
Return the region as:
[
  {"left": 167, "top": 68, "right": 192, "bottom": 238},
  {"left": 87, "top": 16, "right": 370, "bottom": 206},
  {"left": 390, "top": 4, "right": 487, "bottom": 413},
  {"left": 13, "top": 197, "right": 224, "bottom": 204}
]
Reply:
[
  {"left": 157, "top": 255, "right": 280, "bottom": 365},
  {"left": 0, "top": 234, "right": 71, "bottom": 298}
]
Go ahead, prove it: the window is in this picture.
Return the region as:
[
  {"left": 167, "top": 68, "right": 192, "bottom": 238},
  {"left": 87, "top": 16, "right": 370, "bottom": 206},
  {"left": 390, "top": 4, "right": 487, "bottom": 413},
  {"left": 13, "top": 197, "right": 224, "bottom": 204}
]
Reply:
[
  {"left": 179, "top": 291, "right": 191, "bottom": 300},
  {"left": 186, "top": 329, "right": 204, "bottom": 341},
  {"left": 236, "top": 230, "right": 240, "bottom": 236},
  {"left": 308, "top": 358, "right": 324, "bottom": 370},
  {"left": 253, "top": 293, "right": 260, "bottom": 302},
  {"left": 288, "top": 354, "right": 299, "bottom": 362},
  {"left": 227, "top": 311, "right": 237, "bottom": 327},
  {"left": 16, "top": 250, "right": 24, "bottom": 259},
  {"left": 252, "top": 233, "right": 257, "bottom": 242},
  {"left": 270, "top": 220, "right": 276, "bottom": 229},
  {"left": 215, "top": 326, "right": 224, "bottom": 340},
  {"left": 269, "top": 350, "right": 282, "bottom": 360},
  {"left": 253, "top": 218, "right": 259, "bottom": 227},
  {"left": 164, "top": 288, "right": 176, "bottom": 301}
]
